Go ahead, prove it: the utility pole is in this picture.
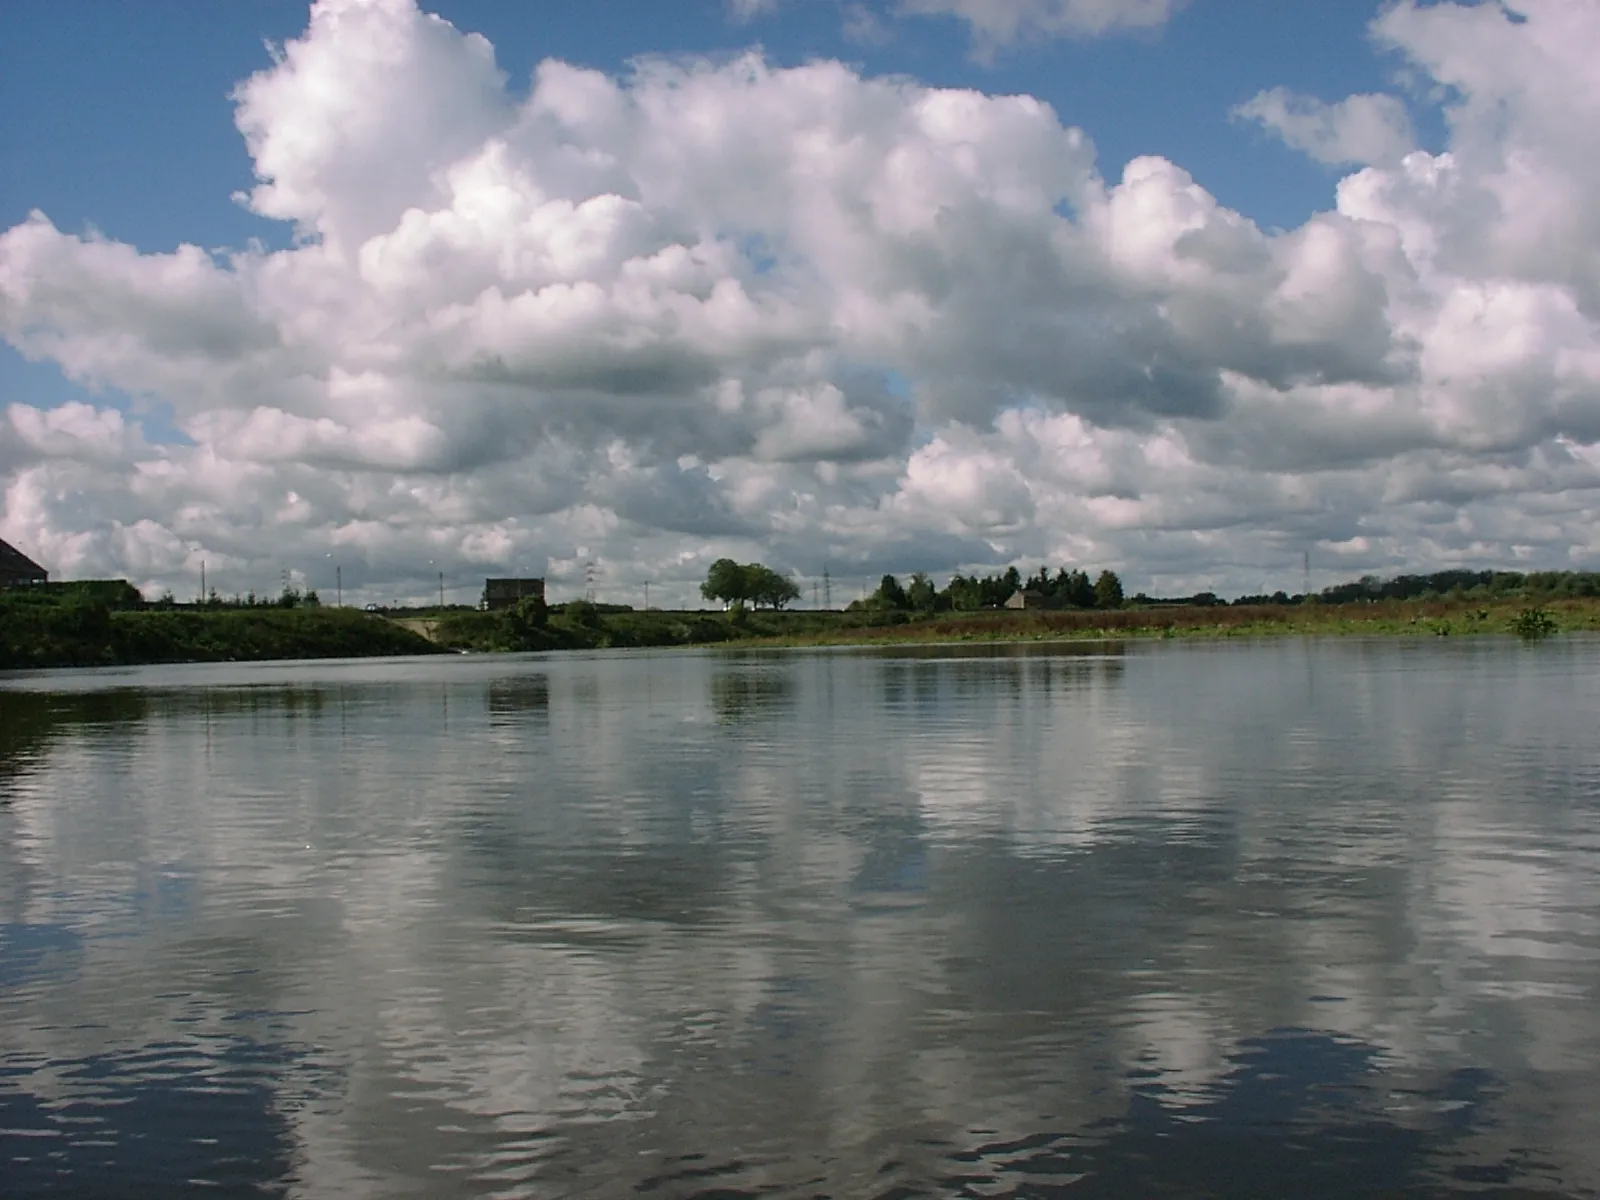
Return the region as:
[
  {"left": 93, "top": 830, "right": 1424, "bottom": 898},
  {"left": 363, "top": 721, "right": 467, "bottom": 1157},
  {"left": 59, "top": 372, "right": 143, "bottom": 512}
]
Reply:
[
  {"left": 336, "top": 565, "right": 342, "bottom": 607},
  {"left": 438, "top": 571, "right": 445, "bottom": 610},
  {"left": 200, "top": 560, "right": 205, "bottom": 606}
]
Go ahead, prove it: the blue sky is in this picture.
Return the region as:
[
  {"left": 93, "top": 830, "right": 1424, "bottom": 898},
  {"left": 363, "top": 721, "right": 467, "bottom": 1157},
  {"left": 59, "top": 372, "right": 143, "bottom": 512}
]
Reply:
[
  {"left": 3, "top": 1, "right": 1407, "bottom": 251},
  {"left": 2, "top": 0, "right": 1596, "bottom": 603}
]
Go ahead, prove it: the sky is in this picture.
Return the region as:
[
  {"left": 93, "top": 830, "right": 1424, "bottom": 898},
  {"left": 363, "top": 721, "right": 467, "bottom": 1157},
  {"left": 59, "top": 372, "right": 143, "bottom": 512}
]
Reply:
[{"left": 2, "top": 0, "right": 1598, "bottom": 607}]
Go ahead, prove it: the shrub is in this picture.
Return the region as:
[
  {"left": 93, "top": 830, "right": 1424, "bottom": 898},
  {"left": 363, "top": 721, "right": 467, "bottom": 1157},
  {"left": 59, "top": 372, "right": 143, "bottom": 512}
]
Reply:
[
  {"left": 1512, "top": 607, "right": 1558, "bottom": 639},
  {"left": 564, "top": 599, "right": 601, "bottom": 628}
]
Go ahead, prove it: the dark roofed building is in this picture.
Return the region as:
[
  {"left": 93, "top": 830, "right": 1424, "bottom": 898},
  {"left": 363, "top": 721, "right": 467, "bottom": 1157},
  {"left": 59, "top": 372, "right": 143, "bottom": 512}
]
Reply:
[
  {"left": 0, "top": 539, "right": 48, "bottom": 589},
  {"left": 483, "top": 577, "right": 545, "bottom": 611}
]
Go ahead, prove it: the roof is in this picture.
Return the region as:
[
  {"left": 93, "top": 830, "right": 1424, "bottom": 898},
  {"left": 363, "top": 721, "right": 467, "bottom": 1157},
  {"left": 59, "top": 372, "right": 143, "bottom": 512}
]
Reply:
[{"left": 0, "top": 538, "right": 47, "bottom": 578}]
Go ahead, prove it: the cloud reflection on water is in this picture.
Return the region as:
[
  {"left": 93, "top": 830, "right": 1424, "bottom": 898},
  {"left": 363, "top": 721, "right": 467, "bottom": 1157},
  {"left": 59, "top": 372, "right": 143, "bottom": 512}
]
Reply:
[{"left": 0, "top": 640, "right": 1597, "bottom": 1196}]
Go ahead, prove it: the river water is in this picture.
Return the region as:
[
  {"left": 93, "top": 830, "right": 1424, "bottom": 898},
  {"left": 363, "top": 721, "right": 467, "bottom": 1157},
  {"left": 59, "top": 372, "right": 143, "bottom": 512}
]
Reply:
[{"left": 1, "top": 638, "right": 1598, "bottom": 1198}]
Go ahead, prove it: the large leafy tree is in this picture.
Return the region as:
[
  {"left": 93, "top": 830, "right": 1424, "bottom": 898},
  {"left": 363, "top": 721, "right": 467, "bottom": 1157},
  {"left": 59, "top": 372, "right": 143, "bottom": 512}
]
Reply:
[
  {"left": 701, "top": 559, "right": 800, "bottom": 609},
  {"left": 701, "top": 558, "right": 749, "bottom": 606},
  {"left": 746, "top": 564, "right": 801, "bottom": 609}
]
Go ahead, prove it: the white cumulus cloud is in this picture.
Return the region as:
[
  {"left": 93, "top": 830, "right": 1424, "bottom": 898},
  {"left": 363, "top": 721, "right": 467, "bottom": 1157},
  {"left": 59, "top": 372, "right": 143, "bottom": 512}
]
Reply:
[
  {"left": 1234, "top": 87, "right": 1415, "bottom": 167},
  {"left": 900, "top": 0, "right": 1186, "bottom": 54},
  {"left": 2, "top": 0, "right": 1600, "bottom": 604}
]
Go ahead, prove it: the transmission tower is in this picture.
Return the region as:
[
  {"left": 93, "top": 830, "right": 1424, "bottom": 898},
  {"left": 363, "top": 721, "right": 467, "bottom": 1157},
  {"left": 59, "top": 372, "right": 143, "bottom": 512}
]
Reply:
[
  {"left": 823, "top": 565, "right": 832, "bottom": 610},
  {"left": 584, "top": 560, "right": 598, "bottom": 603}
]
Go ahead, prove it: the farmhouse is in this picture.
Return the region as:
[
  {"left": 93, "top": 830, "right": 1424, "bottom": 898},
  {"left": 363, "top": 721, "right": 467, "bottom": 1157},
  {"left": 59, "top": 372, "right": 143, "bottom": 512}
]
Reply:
[{"left": 0, "top": 538, "right": 48, "bottom": 589}]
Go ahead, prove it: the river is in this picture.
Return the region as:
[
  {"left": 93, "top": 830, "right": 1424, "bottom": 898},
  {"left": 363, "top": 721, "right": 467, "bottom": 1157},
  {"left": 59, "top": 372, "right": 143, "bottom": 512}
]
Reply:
[{"left": 2, "top": 638, "right": 1598, "bottom": 1198}]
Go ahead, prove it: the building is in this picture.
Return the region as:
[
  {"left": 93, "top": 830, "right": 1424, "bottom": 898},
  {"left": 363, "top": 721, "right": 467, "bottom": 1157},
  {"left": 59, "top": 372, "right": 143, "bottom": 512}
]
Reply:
[
  {"left": 1005, "top": 587, "right": 1050, "bottom": 610},
  {"left": 483, "top": 577, "right": 545, "bottom": 611},
  {"left": 0, "top": 538, "right": 48, "bottom": 589}
]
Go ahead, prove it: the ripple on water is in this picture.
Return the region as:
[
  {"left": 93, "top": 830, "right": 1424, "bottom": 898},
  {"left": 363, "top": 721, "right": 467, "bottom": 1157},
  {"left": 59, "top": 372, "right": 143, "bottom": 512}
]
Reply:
[{"left": 1, "top": 641, "right": 1598, "bottom": 1196}]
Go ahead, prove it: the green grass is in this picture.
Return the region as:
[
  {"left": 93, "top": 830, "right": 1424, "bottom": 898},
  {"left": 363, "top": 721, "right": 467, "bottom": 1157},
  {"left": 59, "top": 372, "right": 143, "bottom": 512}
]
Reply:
[
  {"left": 422, "top": 596, "right": 1600, "bottom": 656},
  {"left": 705, "top": 597, "right": 1600, "bottom": 649},
  {"left": 8, "top": 592, "right": 1594, "bottom": 671},
  {"left": 0, "top": 600, "right": 443, "bottom": 669}
]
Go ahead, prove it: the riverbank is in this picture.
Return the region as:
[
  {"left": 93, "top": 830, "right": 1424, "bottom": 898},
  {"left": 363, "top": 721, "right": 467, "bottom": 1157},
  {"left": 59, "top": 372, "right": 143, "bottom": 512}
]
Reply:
[
  {"left": 0, "top": 601, "right": 443, "bottom": 670},
  {"left": 4, "top": 593, "right": 1591, "bottom": 670},
  {"left": 720, "top": 597, "right": 1598, "bottom": 648},
  {"left": 426, "top": 595, "right": 1596, "bottom": 654}
]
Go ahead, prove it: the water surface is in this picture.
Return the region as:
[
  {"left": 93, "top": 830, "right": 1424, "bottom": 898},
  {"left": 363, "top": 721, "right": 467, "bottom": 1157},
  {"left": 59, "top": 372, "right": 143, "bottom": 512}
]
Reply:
[{"left": 2, "top": 638, "right": 1598, "bottom": 1197}]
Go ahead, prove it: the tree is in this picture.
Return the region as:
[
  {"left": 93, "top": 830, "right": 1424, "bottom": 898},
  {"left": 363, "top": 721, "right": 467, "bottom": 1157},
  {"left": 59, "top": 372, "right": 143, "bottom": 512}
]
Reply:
[
  {"left": 906, "top": 572, "right": 938, "bottom": 612},
  {"left": 509, "top": 593, "right": 547, "bottom": 630},
  {"left": 1062, "top": 569, "right": 1094, "bottom": 608},
  {"left": 746, "top": 564, "right": 800, "bottom": 609},
  {"left": 874, "top": 574, "right": 909, "bottom": 610},
  {"left": 503, "top": 594, "right": 549, "bottom": 647},
  {"left": 564, "top": 599, "right": 601, "bottom": 628},
  {"left": 701, "top": 559, "right": 799, "bottom": 609},
  {"left": 701, "top": 558, "right": 749, "bottom": 607},
  {"left": 944, "top": 573, "right": 982, "bottom": 610},
  {"left": 1094, "top": 569, "right": 1124, "bottom": 609}
]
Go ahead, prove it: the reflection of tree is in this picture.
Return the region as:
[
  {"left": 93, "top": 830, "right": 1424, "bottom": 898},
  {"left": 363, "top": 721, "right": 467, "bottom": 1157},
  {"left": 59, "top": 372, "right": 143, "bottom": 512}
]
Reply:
[
  {"left": 487, "top": 676, "right": 549, "bottom": 725},
  {"left": 709, "top": 666, "right": 796, "bottom": 725},
  {"left": 0, "top": 690, "right": 151, "bottom": 782},
  {"left": 878, "top": 644, "right": 1127, "bottom": 709},
  {"left": 457, "top": 821, "right": 730, "bottom": 930},
  {"left": 874, "top": 641, "right": 1128, "bottom": 662}
]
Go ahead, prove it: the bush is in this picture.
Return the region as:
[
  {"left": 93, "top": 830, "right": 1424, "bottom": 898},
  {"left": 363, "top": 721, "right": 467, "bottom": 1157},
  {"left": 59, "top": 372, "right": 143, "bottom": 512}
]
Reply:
[
  {"left": 564, "top": 599, "right": 601, "bottom": 628},
  {"left": 1511, "top": 607, "right": 1558, "bottom": 639}
]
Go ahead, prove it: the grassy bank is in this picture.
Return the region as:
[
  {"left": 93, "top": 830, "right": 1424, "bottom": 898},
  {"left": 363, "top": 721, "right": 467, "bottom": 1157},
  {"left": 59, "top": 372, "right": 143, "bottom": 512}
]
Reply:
[
  {"left": 0, "top": 597, "right": 443, "bottom": 670},
  {"left": 428, "top": 602, "right": 928, "bottom": 653},
  {"left": 5, "top": 590, "right": 1590, "bottom": 671},
  {"left": 722, "top": 597, "right": 1599, "bottom": 647},
  {"left": 424, "top": 595, "right": 1597, "bottom": 654}
]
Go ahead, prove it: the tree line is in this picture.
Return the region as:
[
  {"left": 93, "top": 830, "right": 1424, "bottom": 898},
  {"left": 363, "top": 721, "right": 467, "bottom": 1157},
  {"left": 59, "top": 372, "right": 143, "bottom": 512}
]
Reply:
[
  {"left": 699, "top": 560, "right": 1125, "bottom": 612},
  {"left": 857, "top": 565, "right": 1125, "bottom": 612},
  {"left": 1312, "top": 569, "right": 1600, "bottom": 604},
  {"left": 699, "top": 561, "right": 1600, "bottom": 614}
]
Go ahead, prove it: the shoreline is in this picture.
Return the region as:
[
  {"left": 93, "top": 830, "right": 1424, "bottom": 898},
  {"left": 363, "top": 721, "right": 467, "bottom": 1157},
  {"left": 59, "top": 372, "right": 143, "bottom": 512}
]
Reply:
[
  {"left": 719, "top": 599, "right": 1594, "bottom": 650},
  {"left": 5, "top": 596, "right": 1591, "bottom": 672}
]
